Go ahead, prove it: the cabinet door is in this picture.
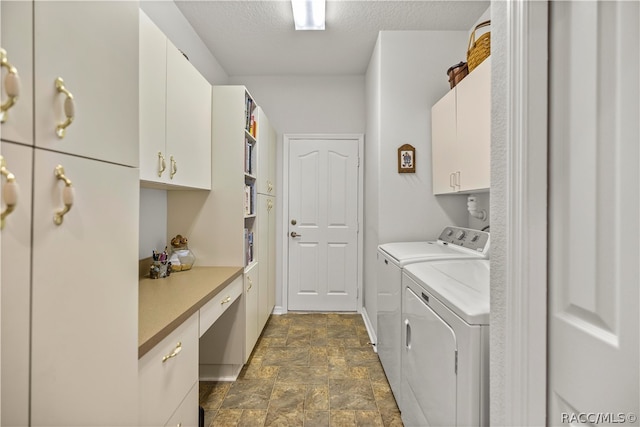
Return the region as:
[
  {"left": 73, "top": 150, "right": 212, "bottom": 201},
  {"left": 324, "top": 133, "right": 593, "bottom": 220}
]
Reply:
[
  {"left": 257, "top": 109, "right": 276, "bottom": 195},
  {"left": 0, "top": 0, "right": 33, "bottom": 146},
  {"left": 244, "top": 262, "right": 259, "bottom": 361},
  {"left": 33, "top": 2, "right": 139, "bottom": 167},
  {"left": 431, "top": 88, "right": 458, "bottom": 194},
  {"left": 266, "top": 195, "right": 276, "bottom": 313},
  {"left": 166, "top": 40, "right": 212, "bottom": 189},
  {"left": 1, "top": 142, "right": 32, "bottom": 427},
  {"left": 257, "top": 194, "right": 275, "bottom": 330},
  {"left": 139, "top": 10, "right": 168, "bottom": 184},
  {"left": 456, "top": 57, "right": 491, "bottom": 192},
  {"left": 30, "top": 150, "right": 138, "bottom": 426},
  {"left": 164, "top": 382, "right": 199, "bottom": 427}
]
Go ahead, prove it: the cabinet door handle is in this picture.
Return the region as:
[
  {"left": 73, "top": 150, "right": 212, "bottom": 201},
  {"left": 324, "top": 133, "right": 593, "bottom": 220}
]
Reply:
[
  {"left": 449, "top": 172, "right": 455, "bottom": 189},
  {"left": 170, "top": 156, "right": 177, "bottom": 179},
  {"left": 157, "top": 152, "right": 166, "bottom": 177},
  {"left": 220, "top": 296, "right": 232, "bottom": 305},
  {"left": 0, "top": 155, "right": 19, "bottom": 230},
  {"left": 405, "top": 319, "right": 411, "bottom": 350},
  {"left": 53, "top": 165, "right": 74, "bottom": 225},
  {"left": 162, "top": 341, "right": 182, "bottom": 363},
  {"left": 54, "top": 77, "right": 75, "bottom": 139},
  {"left": 0, "top": 48, "right": 21, "bottom": 124},
  {"left": 456, "top": 171, "right": 461, "bottom": 190}
]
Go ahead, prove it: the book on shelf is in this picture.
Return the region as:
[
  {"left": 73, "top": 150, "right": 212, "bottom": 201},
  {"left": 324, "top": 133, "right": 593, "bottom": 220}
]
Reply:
[
  {"left": 245, "top": 95, "right": 255, "bottom": 133},
  {"left": 244, "top": 182, "right": 257, "bottom": 215},
  {"left": 244, "top": 228, "right": 254, "bottom": 266},
  {"left": 245, "top": 137, "right": 253, "bottom": 174},
  {"left": 244, "top": 184, "right": 251, "bottom": 215}
]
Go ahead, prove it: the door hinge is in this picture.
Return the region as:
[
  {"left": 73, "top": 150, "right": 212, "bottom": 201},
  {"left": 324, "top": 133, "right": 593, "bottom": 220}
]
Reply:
[
  {"left": 455, "top": 349, "right": 458, "bottom": 374},
  {"left": 357, "top": 156, "right": 360, "bottom": 167}
]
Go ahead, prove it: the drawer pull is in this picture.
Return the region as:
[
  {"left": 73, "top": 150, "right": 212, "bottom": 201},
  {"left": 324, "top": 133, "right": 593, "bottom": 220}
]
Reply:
[
  {"left": 220, "top": 296, "right": 232, "bottom": 305},
  {"left": 0, "top": 156, "right": 19, "bottom": 230},
  {"left": 54, "top": 77, "right": 75, "bottom": 138},
  {"left": 162, "top": 341, "right": 182, "bottom": 363}
]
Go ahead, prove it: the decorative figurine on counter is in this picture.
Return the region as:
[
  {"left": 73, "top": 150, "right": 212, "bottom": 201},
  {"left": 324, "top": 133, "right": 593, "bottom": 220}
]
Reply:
[
  {"left": 149, "top": 247, "right": 171, "bottom": 279},
  {"left": 169, "top": 234, "right": 196, "bottom": 272}
]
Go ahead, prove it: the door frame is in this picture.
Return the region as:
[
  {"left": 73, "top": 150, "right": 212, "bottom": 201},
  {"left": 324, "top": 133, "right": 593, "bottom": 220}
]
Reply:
[
  {"left": 282, "top": 134, "right": 364, "bottom": 313},
  {"left": 492, "top": 0, "right": 548, "bottom": 425}
]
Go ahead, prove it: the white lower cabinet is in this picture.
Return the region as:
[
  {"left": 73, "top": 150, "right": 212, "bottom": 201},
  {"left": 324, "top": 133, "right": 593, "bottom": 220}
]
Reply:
[
  {"left": 1, "top": 142, "right": 32, "bottom": 427},
  {"left": 139, "top": 312, "right": 199, "bottom": 427},
  {"left": 165, "top": 382, "right": 199, "bottom": 427},
  {"left": 30, "top": 150, "right": 139, "bottom": 426},
  {"left": 244, "top": 263, "right": 260, "bottom": 361},
  {"left": 0, "top": 144, "right": 140, "bottom": 426}
]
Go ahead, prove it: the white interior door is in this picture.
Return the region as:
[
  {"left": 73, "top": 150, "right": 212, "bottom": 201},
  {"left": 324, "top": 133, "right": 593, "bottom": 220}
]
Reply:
[
  {"left": 288, "top": 137, "right": 359, "bottom": 311},
  {"left": 548, "top": 1, "right": 639, "bottom": 423}
]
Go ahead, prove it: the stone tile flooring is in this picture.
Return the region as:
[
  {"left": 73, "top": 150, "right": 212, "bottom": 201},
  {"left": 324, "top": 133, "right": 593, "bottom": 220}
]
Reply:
[{"left": 199, "top": 312, "right": 403, "bottom": 426}]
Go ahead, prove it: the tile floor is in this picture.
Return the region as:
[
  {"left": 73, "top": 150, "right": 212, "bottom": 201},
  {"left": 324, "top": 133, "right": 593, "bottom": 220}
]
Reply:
[{"left": 199, "top": 312, "right": 404, "bottom": 426}]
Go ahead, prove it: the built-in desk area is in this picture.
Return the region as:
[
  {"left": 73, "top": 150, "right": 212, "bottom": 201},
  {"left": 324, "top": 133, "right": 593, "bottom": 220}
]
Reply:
[{"left": 138, "top": 266, "right": 244, "bottom": 427}]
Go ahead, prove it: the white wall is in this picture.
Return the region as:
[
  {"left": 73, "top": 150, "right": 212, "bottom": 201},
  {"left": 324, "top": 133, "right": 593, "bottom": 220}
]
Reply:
[
  {"left": 228, "top": 75, "right": 365, "bottom": 136},
  {"left": 363, "top": 30, "right": 472, "bottom": 334},
  {"left": 139, "top": 188, "right": 168, "bottom": 259},
  {"left": 364, "top": 37, "right": 382, "bottom": 331},
  {"left": 377, "top": 32, "right": 471, "bottom": 244}
]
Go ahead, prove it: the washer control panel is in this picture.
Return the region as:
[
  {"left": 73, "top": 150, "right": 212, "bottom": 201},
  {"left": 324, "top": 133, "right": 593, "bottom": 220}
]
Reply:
[{"left": 438, "top": 226, "right": 490, "bottom": 253}]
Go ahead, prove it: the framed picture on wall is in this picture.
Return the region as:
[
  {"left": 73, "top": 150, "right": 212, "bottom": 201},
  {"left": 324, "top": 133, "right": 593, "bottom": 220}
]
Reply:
[{"left": 398, "top": 144, "right": 415, "bottom": 173}]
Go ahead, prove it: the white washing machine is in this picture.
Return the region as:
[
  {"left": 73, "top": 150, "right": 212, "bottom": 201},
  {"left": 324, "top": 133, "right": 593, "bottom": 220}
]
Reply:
[
  {"left": 401, "top": 259, "right": 490, "bottom": 427},
  {"left": 376, "top": 227, "right": 489, "bottom": 407}
]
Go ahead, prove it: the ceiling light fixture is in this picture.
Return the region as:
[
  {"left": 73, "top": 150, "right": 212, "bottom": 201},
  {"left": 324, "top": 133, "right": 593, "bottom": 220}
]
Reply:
[{"left": 291, "top": 0, "right": 325, "bottom": 31}]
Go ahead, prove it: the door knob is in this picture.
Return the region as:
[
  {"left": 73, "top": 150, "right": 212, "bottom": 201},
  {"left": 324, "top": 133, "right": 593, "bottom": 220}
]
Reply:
[
  {"left": 291, "top": 219, "right": 297, "bottom": 225},
  {"left": 290, "top": 231, "right": 301, "bottom": 238}
]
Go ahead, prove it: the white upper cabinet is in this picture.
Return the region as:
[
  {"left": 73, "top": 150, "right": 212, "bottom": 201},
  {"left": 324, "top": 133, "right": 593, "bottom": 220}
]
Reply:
[
  {"left": 431, "top": 57, "right": 491, "bottom": 194},
  {"left": 33, "top": 2, "right": 139, "bottom": 167},
  {"left": 139, "top": 11, "right": 212, "bottom": 190},
  {"left": 139, "top": 10, "right": 167, "bottom": 183},
  {"left": 257, "top": 108, "right": 277, "bottom": 196},
  {"left": 0, "top": 0, "right": 33, "bottom": 146}
]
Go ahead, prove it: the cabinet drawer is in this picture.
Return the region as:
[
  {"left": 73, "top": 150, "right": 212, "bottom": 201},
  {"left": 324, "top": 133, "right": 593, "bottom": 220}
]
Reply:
[
  {"left": 139, "top": 312, "right": 198, "bottom": 427},
  {"left": 165, "top": 382, "right": 199, "bottom": 427},
  {"left": 199, "top": 276, "right": 243, "bottom": 338}
]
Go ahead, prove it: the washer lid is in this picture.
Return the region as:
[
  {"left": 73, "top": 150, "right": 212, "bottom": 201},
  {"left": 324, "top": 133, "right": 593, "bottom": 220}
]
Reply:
[
  {"left": 404, "top": 259, "right": 490, "bottom": 325},
  {"left": 378, "top": 241, "right": 483, "bottom": 267}
]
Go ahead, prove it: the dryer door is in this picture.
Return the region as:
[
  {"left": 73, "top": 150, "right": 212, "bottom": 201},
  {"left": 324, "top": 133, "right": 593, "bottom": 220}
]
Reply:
[{"left": 403, "top": 286, "right": 457, "bottom": 426}]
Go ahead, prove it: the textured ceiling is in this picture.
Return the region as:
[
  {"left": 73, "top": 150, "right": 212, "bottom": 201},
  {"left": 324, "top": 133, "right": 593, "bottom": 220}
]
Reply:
[{"left": 175, "top": 0, "right": 490, "bottom": 76}]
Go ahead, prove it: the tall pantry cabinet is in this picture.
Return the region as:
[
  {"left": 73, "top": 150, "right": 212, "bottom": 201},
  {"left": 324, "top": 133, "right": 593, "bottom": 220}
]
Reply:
[
  {"left": 178, "top": 86, "right": 276, "bottom": 372},
  {"left": 207, "top": 86, "right": 276, "bottom": 360},
  {"left": 1, "top": 2, "right": 139, "bottom": 426}
]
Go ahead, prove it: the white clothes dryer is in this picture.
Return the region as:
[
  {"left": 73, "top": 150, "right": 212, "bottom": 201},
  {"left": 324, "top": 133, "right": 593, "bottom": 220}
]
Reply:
[
  {"left": 401, "top": 259, "right": 490, "bottom": 427},
  {"left": 376, "top": 227, "right": 489, "bottom": 407}
]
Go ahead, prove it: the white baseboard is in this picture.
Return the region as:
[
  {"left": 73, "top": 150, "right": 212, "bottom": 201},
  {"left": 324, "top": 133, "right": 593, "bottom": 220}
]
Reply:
[
  {"left": 199, "top": 364, "right": 243, "bottom": 382},
  {"left": 272, "top": 306, "right": 286, "bottom": 315},
  {"left": 360, "top": 307, "right": 378, "bottom": 353}
]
